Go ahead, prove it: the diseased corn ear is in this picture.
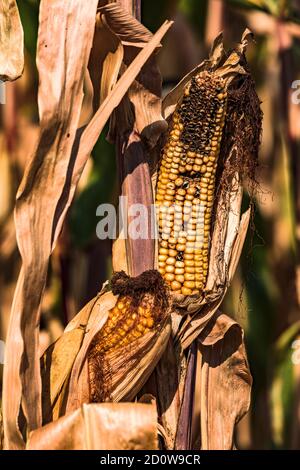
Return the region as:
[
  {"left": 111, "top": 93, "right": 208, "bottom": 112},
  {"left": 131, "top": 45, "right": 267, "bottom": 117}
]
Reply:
[
  {"left": 155, "top": 71, "right": 227, "bottom": 295},
  {"left": 87, "top": 270, "right": 171, "bottom": 403},
  {"left": 89, "top": 296, "right": 156, "bottom": 355},
  {"left": 88, "top": 294, "right": 164, "bottom": 402}
]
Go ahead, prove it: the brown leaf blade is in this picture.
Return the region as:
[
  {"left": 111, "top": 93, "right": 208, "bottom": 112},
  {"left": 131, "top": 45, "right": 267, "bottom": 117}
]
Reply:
[
  {"left": 82, "top": 402, "right": 158, "bottom": 450},
  {"left": 0, "top": 0, "right": 24, "bottom": 81},
  {"left": 27, "top": 402, "right": 158, "bottom": 450},
  {"left": 53, "top": 19, "right": 173, "bottom": 249},
  {"left": 198, "top": 313, "right": 252, "bottom": 449},
  {"left": 88, "top": 14, "right": 124, "bottom": 111},
  {"left": 3, "top": 4, "right": 173, "bottom": 451},
  {"left": 2, "top": 0, "right": 99, "bottom": 449},
  {"left": 100, "top": 3, "right": 153, "bottom": 46}
]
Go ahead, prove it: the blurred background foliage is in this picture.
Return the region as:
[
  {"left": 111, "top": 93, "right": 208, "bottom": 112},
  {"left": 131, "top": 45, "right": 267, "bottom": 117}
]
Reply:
[{"left": 0, "top": 0, "right": 300, "bottom": 449}]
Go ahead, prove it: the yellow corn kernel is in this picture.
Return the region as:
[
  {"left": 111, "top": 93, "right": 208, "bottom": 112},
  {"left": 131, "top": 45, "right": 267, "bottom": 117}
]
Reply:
[{"left": 155, "top": 71, "right": 227, "bottom": 294}]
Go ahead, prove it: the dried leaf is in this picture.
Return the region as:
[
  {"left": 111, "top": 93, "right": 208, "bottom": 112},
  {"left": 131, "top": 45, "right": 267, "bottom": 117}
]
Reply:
[
  {"left": 198, "top": 312, "right": 252, "bottom": 449},
  {"left": 227, "top": 208, "right": 251, "bottom": 281},
  {"left": 122, "top": 149, "right": 156, "bottom": 276},
  {"left": 27, "top": 403, "right": 158, "bottom": 450},
  {"left": 65, "top": 292, "right": 114, "bottom": 413},
  {"left": 0, "top": 0, "right": 24, "bottom": 81},
  {"left": 100, "top": 43, "right": 124, "bottom": 106},
  {"left": 175, "top": 342, "right": 197, "bottom": 450},
  {"left": 208, "top": 32, "right": 225, "bottom": 68},
  {"left": 206, "top": 173, "right": 243, "bottom": 292},
  {"left": 2, "top": 1, "right": 99, "bottom": 449},
  {"left": 41, "top": 296, "right": 101, "bottom": 424},
  {"left": 100, "top": 3, "right": 153, "bottom": 47},
  {"left": 41, "top": 329, "right": 85, "bottom": 423},
  {"left": 145, "top": 338, "right": 186, "bottom": 450},
  {"left": 88, "top": 13, "right": 124, "bottom": 110},
  {"left": 177, "top": 207, "right": 251, "bottom": 350},
  {"left": 112, "top": 226, "right": 129, "bottom": 273},
  {"left": 82, "top": 402, "right": 158, "bottom": 450},
  {"left": 0, "top": 135, "right": 12, "bottom": 222}
]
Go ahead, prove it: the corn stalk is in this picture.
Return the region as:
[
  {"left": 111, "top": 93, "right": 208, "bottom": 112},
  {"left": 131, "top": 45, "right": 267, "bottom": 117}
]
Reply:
[{"left": 36, "top": 27, "right": 258, "bottom": 450}]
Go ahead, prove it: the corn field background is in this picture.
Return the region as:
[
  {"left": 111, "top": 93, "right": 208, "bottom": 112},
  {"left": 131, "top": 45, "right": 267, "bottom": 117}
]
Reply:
[{"left": 0, "top": 0, "right": 300, "bottom": 450}]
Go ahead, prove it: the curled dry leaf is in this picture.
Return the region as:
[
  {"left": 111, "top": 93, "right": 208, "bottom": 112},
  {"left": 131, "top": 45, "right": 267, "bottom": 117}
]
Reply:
[
  {"left": 0, "top": 0, "right": 24, "bottom": 81},
  {"left": 99, "top": 3, "right": 153, "bottom": 47},
  {"left": 150, "top": 307, "right": 252, "bottom": 450},
  {"left": 198, "top": 312, "right": 252, "bottom": 449},
  {"left": 88, "top": 12, "right": 124, "bottom": 111},
  {"left": 27, "top": 402, "right": 158, "bottom": 450}
]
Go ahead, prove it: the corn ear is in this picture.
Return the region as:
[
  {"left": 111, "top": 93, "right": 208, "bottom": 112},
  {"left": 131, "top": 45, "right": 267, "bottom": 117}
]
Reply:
[{"left": 156, "top": 71, "right": 227, "bottom": 295}]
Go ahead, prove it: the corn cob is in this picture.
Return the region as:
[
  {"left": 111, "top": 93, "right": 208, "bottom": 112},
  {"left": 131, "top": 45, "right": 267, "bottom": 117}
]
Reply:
[
  {"left": 88, "top": 270, "right": 169, "bottom": 403},
  {"left": 89, "top": 296, "right": 156, "bottom": 355},
  {"left": 156, "top": 71, "right": 227, "bottom": 295},
  {"left": 89, "top": 295, "right": 155, "bottom": 402}
]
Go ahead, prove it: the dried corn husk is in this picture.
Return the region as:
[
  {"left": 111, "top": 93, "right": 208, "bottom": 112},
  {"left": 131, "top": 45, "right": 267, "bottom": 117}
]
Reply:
[
  {"left": 197, "top": 312, "right": 252, "bottom": 449},
  {"left": 40, "top": 295, "right": 105, "bottom": 423},
  {"left": 41, "top": 284, "right": 171, "bottom": 422}
]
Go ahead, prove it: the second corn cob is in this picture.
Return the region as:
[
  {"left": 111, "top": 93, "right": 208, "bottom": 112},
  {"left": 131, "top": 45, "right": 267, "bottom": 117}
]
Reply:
[{"left": 156, "top": 71, "right": 227, "bottom": 295}]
